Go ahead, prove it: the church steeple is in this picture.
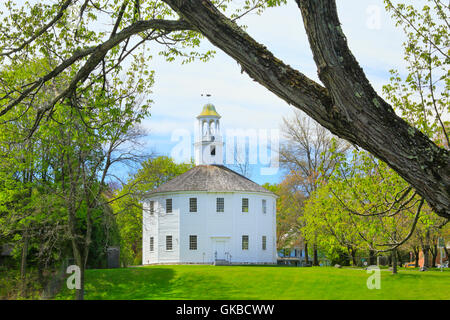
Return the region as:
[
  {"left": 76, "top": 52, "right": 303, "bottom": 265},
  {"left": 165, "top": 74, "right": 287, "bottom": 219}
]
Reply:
[{"left": 195, "top": 103, "right": 223, "bottom": 165}]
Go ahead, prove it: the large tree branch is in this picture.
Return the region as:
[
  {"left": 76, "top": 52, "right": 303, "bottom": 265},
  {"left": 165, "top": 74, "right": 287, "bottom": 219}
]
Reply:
[
  {"left": 296, "top": 0, "right": 449, "bottom": 218},
  {"left": 162, "top": 0, "right": 449, "bottom": 219}
]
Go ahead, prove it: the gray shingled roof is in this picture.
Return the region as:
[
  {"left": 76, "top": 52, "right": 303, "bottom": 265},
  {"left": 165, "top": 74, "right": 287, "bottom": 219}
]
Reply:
[{"left": 149, "top": 165, "right": 274, "bottom": 195}]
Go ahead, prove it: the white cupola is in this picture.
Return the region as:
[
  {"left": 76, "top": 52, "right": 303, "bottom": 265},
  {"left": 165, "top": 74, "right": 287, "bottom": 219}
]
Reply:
[{"left": 194, "top": 103, "right": 223, "bottom": 165}]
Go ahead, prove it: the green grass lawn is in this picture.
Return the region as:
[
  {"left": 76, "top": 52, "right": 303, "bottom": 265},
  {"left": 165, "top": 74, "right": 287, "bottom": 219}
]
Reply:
[{"left": 55, "top": 265, "right": 450, "bottom": 300}]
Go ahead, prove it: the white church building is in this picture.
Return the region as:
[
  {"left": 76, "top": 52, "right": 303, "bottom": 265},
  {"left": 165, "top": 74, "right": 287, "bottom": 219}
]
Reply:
[{"left": 142, "top": 104, "right": 277, "bottom": 265}]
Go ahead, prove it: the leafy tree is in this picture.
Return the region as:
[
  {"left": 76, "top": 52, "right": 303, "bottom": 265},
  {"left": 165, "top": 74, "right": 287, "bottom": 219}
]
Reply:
[
  {"left": 0, "top": 59, "right": 73, "bottom": 296},
  {"left": 412, "top": 208, "right": 448, "bottom": 268},
  {"left": 302, "top": 145, "right": 448, "bottom": 272},
  {"left": 279, "top": 111, "right": 349, "bottom": 264},
  {"left": 263, "top": 181, "right": 306, "bottom": 257},
  {"left": 0, "top": 53, "right": 150, "bottom": 299},
  {"left": 302, "top": 181, "right": 367, "bottom": 267},
  {"left": 53, "top": 92, "right": 148, "bottom": 299},
  {"left": 112, "top": 156, "right": 194, "bottom": 266}
]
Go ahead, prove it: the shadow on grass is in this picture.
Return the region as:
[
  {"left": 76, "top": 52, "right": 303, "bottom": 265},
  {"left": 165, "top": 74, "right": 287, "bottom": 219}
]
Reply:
[
  {"left": 88, "top": 267, "right": 178, "bottom": 300},
  {"left": 57, "top": 267, "right": 177, "bottom": 300},
  {"left": 228, "top": 264, "right": 298, "bottom": 268},
  {"left": 59, "top": 266, "right": 241, "bottom": 300}
]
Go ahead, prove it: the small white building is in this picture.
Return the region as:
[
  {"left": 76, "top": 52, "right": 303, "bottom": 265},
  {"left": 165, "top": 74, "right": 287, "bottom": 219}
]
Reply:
[{"left": 142, "top": 104, "right": 277, "bottom": 265}]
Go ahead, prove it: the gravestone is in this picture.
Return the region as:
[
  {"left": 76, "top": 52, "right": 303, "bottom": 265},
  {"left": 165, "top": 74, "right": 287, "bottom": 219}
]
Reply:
[{"left": 107, "top": 247, "right": 120, "bottom": 269}]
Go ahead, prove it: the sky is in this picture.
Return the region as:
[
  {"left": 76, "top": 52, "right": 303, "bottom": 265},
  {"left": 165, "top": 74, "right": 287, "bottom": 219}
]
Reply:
[
  {"left": 1, "top": 0, "right": 422, "bottom": 185},
  {"left": 138, "top": 0, "right": 409, "bottom": 185}
]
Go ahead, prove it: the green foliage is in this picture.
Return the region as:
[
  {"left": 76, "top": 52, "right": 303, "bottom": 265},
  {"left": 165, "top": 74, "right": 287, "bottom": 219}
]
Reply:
[
  {"left": 0, "top": 268, "right": 44, "bottom": 300},
  {"left": 86, "top": 202, "right": 121, "bottom": 269},
  {"left": 264, "top": 181, "right": 306, "bottom": 250},
  {"left": 0, "top": 50, "right": 152, "bottom": 298},
  {"left": 383, "top": 0, "right": 449, "bottom": 146},
  {"left": 132, "top": 156, "right": 195, "bottom": 193},
  {"left": 328, "top": 248, "right": 351, "bottom": 266},
  {"left": 112, "top": 156, "right": 194, "bottom": 266},
  {"left": 302, "top": 144, "right": 447, "bottom": 261},
  {"left": 261, "top": 182, "right": 279, "bottom": 194}
]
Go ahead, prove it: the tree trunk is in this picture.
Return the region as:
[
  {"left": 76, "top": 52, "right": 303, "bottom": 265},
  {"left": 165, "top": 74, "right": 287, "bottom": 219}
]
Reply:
[
  {"left": 348, "top": 246, "right": 357, "bottom": 266},
  {"left": 397, "top": 250, "right": 403, "bottom": 267},
  {"left": 75, "top": 263, "right": 85, "bottom": 300},
  {"left": 37, "top": 260, "right": 45, "bottom": 289},
  {"left": 20, "top": 161, "right": 33, "bottom": 298},
  {"left": 413, "top": 247, "right": 420, "bottom": 267},
  {"left": 369, "top": 250, "right": 376, "bottom": 265},
  {"left": 422, "top": 245, "right": 430, "bottom": 268},
  {"left": 430, "top": 244, "right": 438, "bottom": 268},
  {"left": 304, "top": 242, "right": 309, "bottom": 264},
  {"left": 444, "top": 247, "right": 449, "bottom": 264},
  {"left": 20, "top": 230, "right": 29, "bottom": 297},
  {"left": 313, "top": 244, "right": 319, "bottom": 266},
  {"left": 352, "top": 253, "right": 357, "bottom": 267},
  {"left": 162, "top": 0, "right": 450, "bottom": 220},
  {"left": 71, "top": 241, "right": 86, "bottom": 300},
  {"left": 68, "top": 196, "right": 86, "bottom": 300},
  {"left": 392, "top": 248, "right": 398, "bottom": 274}
]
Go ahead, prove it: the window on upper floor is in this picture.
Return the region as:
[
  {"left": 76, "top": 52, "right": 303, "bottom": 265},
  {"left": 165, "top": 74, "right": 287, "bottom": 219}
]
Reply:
[
  {"left": 149, "top": 201, "right": 154, "bottom": 215},
  {"left": 166, "top": 199, "right": 172, "bottom": 213},
  {"left": 262, "top": 199, "right": 267, "bottom": 214},
  {"left": 189, "top": 235, "right": 197, "bottom": 250},
  {"left": 242, "top": 235, "right": 249, "bottom": 250},
  {"left": 189, "top": 198, "right": 197, "bottom": 212},
  {"left": 242, "top": 198, "right": 249, "bottom": 213},
  {"left": 216, "top": 198, "right": 224, "bottom": 212}
]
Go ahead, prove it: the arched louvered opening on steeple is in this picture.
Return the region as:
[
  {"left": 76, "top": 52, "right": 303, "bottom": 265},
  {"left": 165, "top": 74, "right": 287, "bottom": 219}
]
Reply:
[{"left": 196, "top": 103, "right": 223, "bottom": 165}]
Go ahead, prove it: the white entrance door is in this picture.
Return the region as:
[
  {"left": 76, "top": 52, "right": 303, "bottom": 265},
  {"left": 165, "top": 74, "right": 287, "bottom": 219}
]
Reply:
[
  {"left": 212, "top": 238, "right": 229, "bottom": 260},
  {"left": 215, "top": 240, "right": 225, "bottom": 259}
]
